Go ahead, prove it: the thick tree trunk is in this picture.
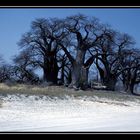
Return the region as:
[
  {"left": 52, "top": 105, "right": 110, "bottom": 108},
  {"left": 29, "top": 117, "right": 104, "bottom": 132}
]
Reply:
[
  {"left": 43, "top": 56, "right": 58, "bottom": 84},
  {"left": 124, "top": 80, "right": 130, "bottom": 93},
  {"left": 71, "top": 63, "right": 88, "bottom": 89},
  {"left": 61, "top": 66, "right": 65, "bottom": 84},
  {"left": 126, "top": 83, "right": 135, "bottom": 94},
  {"left": 66, "top": 69, "right": 72, "bottom": 85},
  {"left": 127, "top": 83, "right": 140, "bottom": 96},
  {"left": 43, "top": 62, "right": 48, "bottom": 82},
  {"left": 125, "top": 84, "right": 132, "bottom": 94},
  {"left": 103, "top": 76, "right": 117, "bottom": 91},
  {"left": 43, "top": 65, "right": 58, "bottom": 84},
  {"left": 70, "top": 49, "right": 89, "bottom": 89},
  {"left": 123, "top": 78, "right": 137, "bottom": 95}
]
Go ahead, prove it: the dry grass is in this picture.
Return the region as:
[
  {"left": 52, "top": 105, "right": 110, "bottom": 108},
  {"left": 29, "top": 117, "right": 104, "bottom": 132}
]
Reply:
[
  {"left": 0, "top": 83, "right": 71, "bottom": 96},
  {"left": 0, "top": 83, "right": 140, "bottom": 102}
]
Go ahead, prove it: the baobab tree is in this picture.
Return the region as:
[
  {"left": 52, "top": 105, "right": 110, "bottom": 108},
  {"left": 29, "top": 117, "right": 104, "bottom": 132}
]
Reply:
[
  {"left": 94, "top": 31, "right": 135, "bottom": 90},
  {"left": 56, "top": 14, "right": 106, "bottom": 89},
  {"left": 120, "top": 49, "right": 140, "bottom": 95},
  {"left": 18, "top": 18, "right": 61, "bottom": 84}
]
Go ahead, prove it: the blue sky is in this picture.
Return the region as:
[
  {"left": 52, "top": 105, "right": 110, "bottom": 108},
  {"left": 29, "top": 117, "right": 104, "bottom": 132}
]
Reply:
[{"left": 0, "top": 8, "right": 140, "bottom": 64}]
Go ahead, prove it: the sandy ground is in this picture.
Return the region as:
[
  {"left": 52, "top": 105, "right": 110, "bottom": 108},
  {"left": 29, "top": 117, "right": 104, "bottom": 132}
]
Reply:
[{"left": 0, "top": 94, "right": 140, "bottom": 132}]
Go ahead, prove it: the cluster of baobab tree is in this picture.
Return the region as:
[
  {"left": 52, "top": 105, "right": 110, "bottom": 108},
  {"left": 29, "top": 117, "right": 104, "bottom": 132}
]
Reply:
[{"left": 0, "top": 14, "right": 140, "bottom": 95}]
